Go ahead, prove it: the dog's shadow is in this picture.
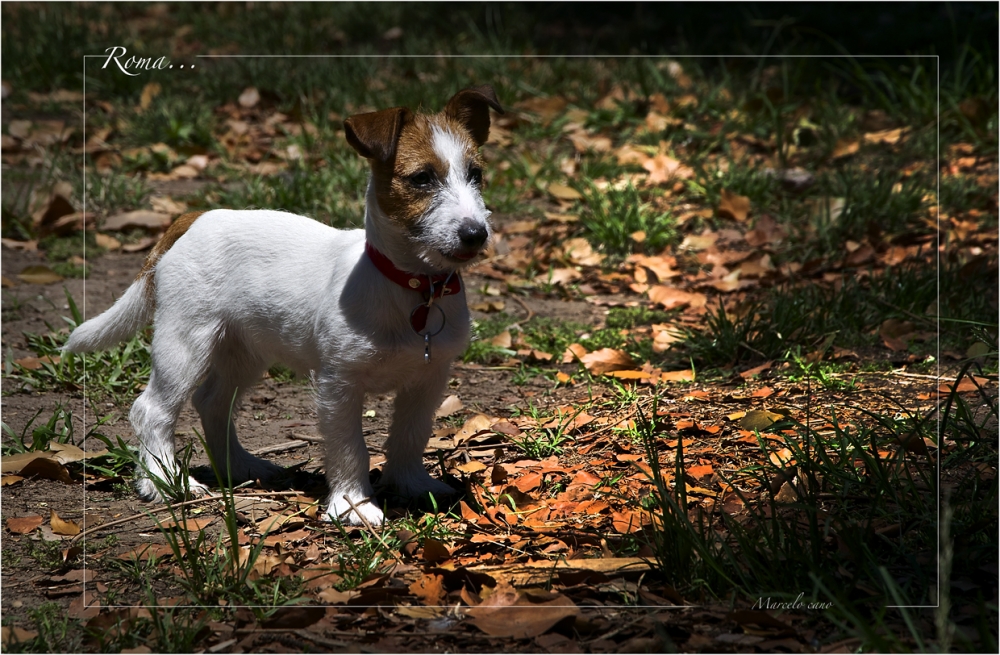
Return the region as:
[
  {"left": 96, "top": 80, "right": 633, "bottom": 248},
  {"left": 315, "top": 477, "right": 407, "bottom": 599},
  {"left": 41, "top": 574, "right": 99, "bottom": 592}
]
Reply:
[{"left": 188, "top": 464, "right": 464, "bottom": 520}]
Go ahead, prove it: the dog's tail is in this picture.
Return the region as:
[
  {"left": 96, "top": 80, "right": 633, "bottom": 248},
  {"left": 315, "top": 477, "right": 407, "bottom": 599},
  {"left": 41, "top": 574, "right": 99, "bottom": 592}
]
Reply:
[
  {"left": 63, "top": 210, "right": 207, "bottom": 353},
  {"left": 64, "top": 276, "right": 155, "bottom": 353}
]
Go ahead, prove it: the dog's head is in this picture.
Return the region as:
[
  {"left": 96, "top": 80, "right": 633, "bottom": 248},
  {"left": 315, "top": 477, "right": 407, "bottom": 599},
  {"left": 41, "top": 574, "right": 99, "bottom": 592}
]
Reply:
[{"left": 344, "top": 85, "right": 503, "bottom": 271}]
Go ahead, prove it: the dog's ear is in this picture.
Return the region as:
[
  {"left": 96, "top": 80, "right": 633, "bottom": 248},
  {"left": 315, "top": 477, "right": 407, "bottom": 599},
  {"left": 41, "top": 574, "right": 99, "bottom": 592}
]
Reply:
[
  {"left": 444, "top": 85, "right": 504, "bottom": 147},
  {"left": 344, "top": 107, "right": 412, "bottom": 163}
]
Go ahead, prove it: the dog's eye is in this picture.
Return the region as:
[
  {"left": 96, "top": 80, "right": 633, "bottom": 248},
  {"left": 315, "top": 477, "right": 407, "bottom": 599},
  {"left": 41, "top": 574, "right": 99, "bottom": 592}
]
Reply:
[
  {"left": 468, "top": 166, "right": 483, "bottom": 185},
  {"left": 409, "top": 171, "right": 434, "bottom": 187}
]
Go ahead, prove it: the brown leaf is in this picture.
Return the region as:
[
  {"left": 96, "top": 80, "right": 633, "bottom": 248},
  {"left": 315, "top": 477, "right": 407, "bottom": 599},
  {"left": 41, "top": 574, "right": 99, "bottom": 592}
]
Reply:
[
  {"left": 159, "top": 516, "right": 215, "bottom": 532},
  {"left": 659, "top": 369, "right": 695, "bottom": 382},
  {"left": 880, "top": 318, "right": 916, "bottom": 351},
  {"left": 435, "top": 394, "right": 464, "bottom": 418},
  {"left": 121, "top": 236, "right": 158, "bottom": 252},
  {"left": 769, "top": 448, "right": 796, "bottom": 468},
  {"left": 740, "top": 361, "right": 773, "bottom": 379},
  {"left": 139, "top": 82, "right": 161, "bottom": 111},
  {"left": 489, "top": 331, "right": 512, "bottom": 348},
  {"left": 547, "top": 183, "right": 582, "bottom": 201},
  {"left": 643, "top": 153, "right": 694, "bottom": 185},
  {"left": 580, "top": 348, "right": 635, "bottom": 375},
  {"left": 17, "top": 265, "right": 63, "bottom": 285},
  {"left": 562, "top": 237, "right": 604, "bottom": 267},
  {"left": 455, "top": 414, "right": 494, "bottom": 445},
  {"left": 517, "top": 96, "right": 568, "bottom": 123},
  {"left": 863, "top": 128, "right": 906, "bottom": 145},
  {"left": 0, "top": 476, "right": 24, "bottom": 486},
  {"left": 940, "top": 376, "right": 990, "bottom": 394},
  {"left": 422, "top": 538, "right": 451, "bottom": 564},
  {"left": 739, "top": 410, "right": 784, "bottom": 432},
  {"left": 647, "top": 286, "right": 707, "bottom": 311},
  {"left": 18, "top": 457, "right": 73, "bottom": 483},
  {"left": 7, "top": 515, "right": 44, "bottom": 534},
  {"left": 832, "top": 139, "right": 860, "bottom": 159},
  {"left": 13, "top": 355, "right": 60, "bottom": 370},
  {"left": 102, "top": 210, "right": 172, "bottom": 232},
  {"left": 1, "top": 626, "right": 39, "bottom": 647},
  {"left": 409, "top": 573, "right": 447, "bottom": 605},
  {"left": 744, "top": 215, "right": 786, "bottom": 248},
  {"left": 717, "top": 189, "right": 751, "bottom": 222},
  {"left": 469, "top": 586, "right": 579, "bottom": 638},
  {"left": 94, "top": 233, "right": 121, "bottom": 251},
  {"left": 50, "top": 509, "right": 81, "bottom": 536}
]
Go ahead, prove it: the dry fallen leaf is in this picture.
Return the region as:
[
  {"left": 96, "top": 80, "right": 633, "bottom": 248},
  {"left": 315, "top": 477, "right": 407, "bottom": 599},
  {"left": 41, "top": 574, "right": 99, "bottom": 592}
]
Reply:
[
  {"left": 739, "top": 410, "right": 785, "bottom": 432},
  {"left": 647, "top": 286, "right": 707, "bottom": 311},
  {"left": 7, "top": 515, "right": 44, "bottom": 534},
  {"left": 659, "top": 369, "right": 695, "bottom": 382},
  {"left": 102, "top": 210, "right": 172, "bottom": 232},
  {"left": 547, "top": 183, "right": 582, "bottom": 201},
  {"left": 643, "top": 153, "right": 694, "bottom": 185},
  {"left": 50, "top": 509, "right": 81, "bottom": 536},
  {"left": 17, "top": 265, "right": 63, "bottom": 285},
  {"left": 580, "top": 348, "right": 636, "bottom": 375},
  {"left": 468, "top": 586, "right": 579, "bottom": 638},
  {"left": 139, "top": 82, "right": 161, "bottom": 111},
  {"left": 435, "top": 394, "right": 464, "bottom": 418},
  {"left": 717, "top": 189, "right": 751, "bottom": 222}
]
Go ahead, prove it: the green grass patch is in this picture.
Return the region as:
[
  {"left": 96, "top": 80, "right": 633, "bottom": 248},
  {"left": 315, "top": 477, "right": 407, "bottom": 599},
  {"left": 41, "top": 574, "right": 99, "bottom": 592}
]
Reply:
[{"left": 579, "top": 183, "right": 678, "bottom": 260}]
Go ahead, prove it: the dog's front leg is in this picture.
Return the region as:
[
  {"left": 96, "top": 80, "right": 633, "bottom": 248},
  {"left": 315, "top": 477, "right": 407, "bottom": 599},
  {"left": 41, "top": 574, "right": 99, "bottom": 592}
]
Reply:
[
  {"left": 380, "top": 366, "right": 455, "bottom": 500},
  {"left": 316, "top": 374, "right": 383, "bottom": 525}
]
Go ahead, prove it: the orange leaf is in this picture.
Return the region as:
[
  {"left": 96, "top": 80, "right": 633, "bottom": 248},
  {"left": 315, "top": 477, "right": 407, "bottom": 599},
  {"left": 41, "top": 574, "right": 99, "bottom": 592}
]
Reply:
[
  {"left": 717, "top": 189, "right": 750, "bottom": 221},
  {"left": 409, "top": 573, "right": 446, "bottom": 605},
  {"left": 740, "top": 361, "right": 773, "bottom": 379},
  {"left": 751, "top": 386, "right": 775, "bottom": 398},
  {"left": 513, "top": 472, "right": 543, "bottom": 493},
  {"left": 562, "top": 343, "right": 588, "bottom": 364},
  {"left": 460, "top": 501, "right": 482, "bottom": 522},
  {"left": 687, "top": 464, "right": 713, "bottom": 479},
  {"left": 659, "top": 369, "right": 695, "bottom": 382}
]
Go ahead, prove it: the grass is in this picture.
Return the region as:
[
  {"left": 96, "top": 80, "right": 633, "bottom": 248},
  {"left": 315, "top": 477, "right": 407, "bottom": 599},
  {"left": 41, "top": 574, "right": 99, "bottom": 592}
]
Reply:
[
  {"left": 579, "top": 182, "right": 678, "bottom": 260},
  {"left": 5, "top": 290, "right": 153, "bottom": 403},
  {"left": 637, "top": 368, "right": 998, "bottom": 649},
  {"left": 0, "top": 403, "right": 75, "bottom": 456}
]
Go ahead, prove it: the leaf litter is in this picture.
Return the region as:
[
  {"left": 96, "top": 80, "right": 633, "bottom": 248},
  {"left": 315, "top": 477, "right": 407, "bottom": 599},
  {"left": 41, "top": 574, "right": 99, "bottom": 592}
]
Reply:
[{"left": 1, "top": 36, "right": 996, "bottom": 654}]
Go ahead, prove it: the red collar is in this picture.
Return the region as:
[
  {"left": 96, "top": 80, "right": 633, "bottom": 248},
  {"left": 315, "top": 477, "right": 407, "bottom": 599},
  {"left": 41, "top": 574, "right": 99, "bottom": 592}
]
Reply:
[{"left": 364, "top": 242, "right": 462, "bottom": 299}]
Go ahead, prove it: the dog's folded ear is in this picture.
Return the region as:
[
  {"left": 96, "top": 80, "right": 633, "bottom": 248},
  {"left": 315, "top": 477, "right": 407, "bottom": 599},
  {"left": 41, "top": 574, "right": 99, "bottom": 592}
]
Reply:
[
  {"left": 344, "top": 107, "right": 412, "bottom": 163},
  {"left": 445, "top": 85, "right": 504, "bottom": 147}
]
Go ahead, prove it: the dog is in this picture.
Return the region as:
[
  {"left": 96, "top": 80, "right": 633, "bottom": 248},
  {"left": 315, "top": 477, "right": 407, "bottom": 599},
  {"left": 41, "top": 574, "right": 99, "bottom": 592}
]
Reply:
[{"left": 65, "top": 86, "right": 504, "bottom": 525}]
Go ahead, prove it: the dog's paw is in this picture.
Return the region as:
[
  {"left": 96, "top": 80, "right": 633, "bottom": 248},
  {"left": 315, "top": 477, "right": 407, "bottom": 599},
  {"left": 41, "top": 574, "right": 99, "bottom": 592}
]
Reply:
[
  {"left": 323, "top": 492, "right": 384, "bottom": 526},
  {"left": 135, "top": 475, "right": 211, "bottom": 502}
]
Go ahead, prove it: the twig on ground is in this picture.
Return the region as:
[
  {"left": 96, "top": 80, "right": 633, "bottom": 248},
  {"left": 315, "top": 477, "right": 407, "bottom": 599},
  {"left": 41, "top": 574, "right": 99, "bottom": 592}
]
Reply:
[
  {"left": 250, "top": 439, "right": 308, "bottom": 455},
  {"left": 69, "top": 490, "right": 302, "bottom": 544},
  {"left": 510, "top": 295, "right": 535, "bottom": 327},
  {"left": 341, "top": 495, "right": 397, "bottom": 559}
]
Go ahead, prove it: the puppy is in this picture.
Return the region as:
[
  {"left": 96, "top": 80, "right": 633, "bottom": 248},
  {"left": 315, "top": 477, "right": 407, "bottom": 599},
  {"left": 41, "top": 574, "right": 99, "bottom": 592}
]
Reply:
[{"left": 65, "top": 86, "right": 504, "bottom": 525}]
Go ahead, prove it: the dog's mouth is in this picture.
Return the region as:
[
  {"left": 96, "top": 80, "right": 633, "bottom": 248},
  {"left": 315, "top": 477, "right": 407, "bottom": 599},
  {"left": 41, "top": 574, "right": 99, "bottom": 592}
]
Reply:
[{"left": 442, "top": 248, "right": 482, "bottom": 263}]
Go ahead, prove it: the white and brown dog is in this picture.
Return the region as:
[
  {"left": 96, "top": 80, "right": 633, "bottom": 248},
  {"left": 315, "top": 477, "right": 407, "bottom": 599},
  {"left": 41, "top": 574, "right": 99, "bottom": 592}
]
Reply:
[{"left": 65, "top": 86, "right": 503, "bottom": 525}]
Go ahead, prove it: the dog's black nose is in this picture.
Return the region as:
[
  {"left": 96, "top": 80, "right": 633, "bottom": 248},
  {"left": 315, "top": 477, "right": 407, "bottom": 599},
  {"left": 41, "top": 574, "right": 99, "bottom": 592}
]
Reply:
[{"left": 457, "top": 219, "right": 489, "bottom": 249}]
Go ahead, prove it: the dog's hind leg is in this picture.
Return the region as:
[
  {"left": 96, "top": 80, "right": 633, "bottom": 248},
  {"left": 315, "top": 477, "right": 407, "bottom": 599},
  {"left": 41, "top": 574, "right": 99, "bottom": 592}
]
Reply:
[
  {"left": 380, "top": 367, "right": 455, "bottom": 500},
  {"left": 193, "top": 345, "right": 284, "bottom": 487},
  {"left": 131, "top": 321, "right": 218, "bottom": 502}
]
